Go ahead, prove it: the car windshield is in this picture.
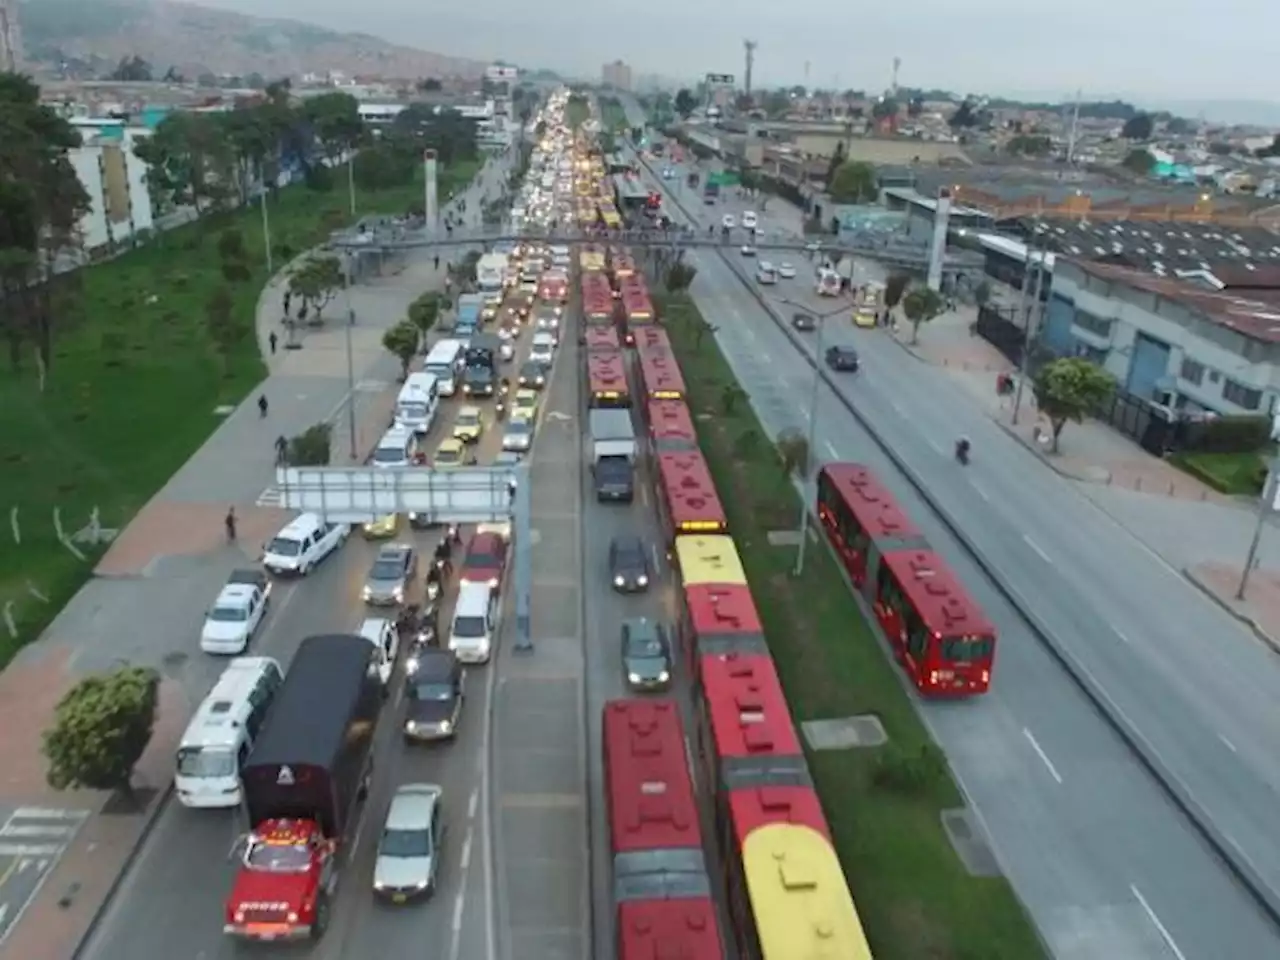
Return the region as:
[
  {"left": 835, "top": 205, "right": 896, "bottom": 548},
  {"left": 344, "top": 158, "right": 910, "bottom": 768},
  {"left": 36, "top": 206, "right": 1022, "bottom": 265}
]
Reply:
[
  {"left": 398, "top": 402, "right": 427, "bottom": 418},
  {"left": 453, "top": 615, "right": 486, "bottom": 638},
  {"left": 208, "top": 605, "right": 248, "bottom": 623},
  {"left": 507, "top": 422, "right": 530, "bottom": 437},
  {"left": 614, "top": 541, "right": 643, "bottom": 566},
  {"left": 457, "top": 412, "right": 480, "bottom": 427},
  {"left": 373, "top": 446, "right": 406, "bottom": 464},
  {"left": 245, "top": 840, "right": 311, "bottom": 872},
  {"left": 425, "top": 363, "right": 454, "bottom": 378},
  {"left": 175, "top": 746, "right": 236, "bottom": 778},
  {"left": 370, "top": 559, "right": 403, "bottom": 581},
  {"left": 522, "top": 364, "right": 545, "bottom": 378},
  {"left": 265, "top": 537, "right": 301, "bottom": 557},
  {"left": 380, "top": 826, "right": 433, "bottom": 858},
  {"left": 436, "top": 448, "right": 460, "bottom": 464},
  {"left": 410, "top": 682, "right": 454, "bottom": 702},
  {"left": 626, "top": 637, "right": 665, "bottom": 659}
]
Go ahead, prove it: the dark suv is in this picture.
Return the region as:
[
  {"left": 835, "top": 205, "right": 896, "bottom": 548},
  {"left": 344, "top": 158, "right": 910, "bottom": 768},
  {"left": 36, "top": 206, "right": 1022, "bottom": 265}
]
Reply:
[
  {"left": 825, "top": 345, "right": 860, "bottom": 372},
  {"left": 608, "top": 535, "right": 650, "bottom": 592}
]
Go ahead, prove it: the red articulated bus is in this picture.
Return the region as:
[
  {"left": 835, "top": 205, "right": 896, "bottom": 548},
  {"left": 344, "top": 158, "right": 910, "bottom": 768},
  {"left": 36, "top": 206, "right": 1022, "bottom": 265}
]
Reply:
[
  {"left": 587, "top": 348, "right": 631, "bottom": 409},
  {"left": 602, "top": 699, "right": 725, "bottom": 960},
  {"left": 637, "top": 348, "right": 687, "bottom": 402},
  {"left": 633, "top": 326, "right": 672, "bottom": 353},
  {"left": 695, "top": 651, "right": 830, "bottom": 957},
  {"left": 612, "top": 254, "right": 637, "bottom": 289},
  {"left": 584, "top": 324, "right": 622, "bottom": 352},
  {"left": 621, "top": 286, "right": 654, "bottom": 346},
  {"left": 679, "top": 582, "right": 764, "bottom": 679},
  {"left": 655, "top": 451, "right": 725, "bottom": 543},
  {"left": 647, "top": 400, "right": 698, "bottom": 453},
  {"left": 816, "top": 463, "right": 996, "bottom": 695}
]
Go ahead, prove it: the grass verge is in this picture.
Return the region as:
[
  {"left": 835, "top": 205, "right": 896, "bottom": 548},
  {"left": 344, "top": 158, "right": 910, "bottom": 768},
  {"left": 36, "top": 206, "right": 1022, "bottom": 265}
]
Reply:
[
  {"left": 660, "top": 292, "right": 1046, "bottom": 960},
  {"left": 1171, "top": 450, "right": 1266, "bottom": 496},
  {"left": 0, "top": 160, "right": 480, "bottom": 667}
]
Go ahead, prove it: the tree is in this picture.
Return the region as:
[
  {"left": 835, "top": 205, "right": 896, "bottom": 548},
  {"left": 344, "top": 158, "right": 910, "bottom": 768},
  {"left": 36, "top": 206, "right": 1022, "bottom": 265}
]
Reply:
[
  {"left": 884, "top": 273, "right": 910, "bottom": 316},
  {"left": 762, "top": 91, "right": 791, "bottom": 119},
  {"left": 287, "top": 423, "right": 332, "bottom": 465},
  {"left": 1033, "top": 357, "right": 1116, "bottom": 453},
  {"left": 871, "top": 98, "right": 898, "bottom": 122},
  {"left": 824, "top": 140, "right": 847, "bottom": 188},
  {"left": 827, "top": 160, "right": 877, "bottom": 204},
  {"left": 901, "top": 286, "right": 945, "bottom": 344},
  {"left": 383, "top": 321, "right": 419, "bottom": 380},
  {"left": 109, "top": 55, "right": 152, "bottom": 82},
  {"left": 288, "top": 256, "right": 344, "bottom": 320},
  {"left": 418, "top": 77, "right": 443, "bottom": 92},
  {"left": 720, "top": 383, "right": 748, "bottom": 415},
  {"left": 776, "top": 428, "right": 810, "bottom": 478},
  {"left": 949, "top": 100, "right": 979, "bottom": 128},
  {"left": 303, "top": 92, "right": 365, "bottom": 168},
  {"left": 407, "top": 291, "right": 440, "bottom": 344},
  {"left": 664, "top": 262, "right": 698, "bottom": 293},
  {"left": 43, "top": 665, "right": 159, "bottom": 799},
  {"left": 674, "top": 88, "right": 697, "bottom": 119},
  {"left": 134, "top": 111, "right": 233, "bottom": 215},
  {"left": 1122, "top": 149, "right": 1156, "bottom": 175},
  {"left": 1121, "top": 113, "right": 1154, "bottom": 140},
  {"left": 204, "top": 285, "right": 243, "bottom": 373}
]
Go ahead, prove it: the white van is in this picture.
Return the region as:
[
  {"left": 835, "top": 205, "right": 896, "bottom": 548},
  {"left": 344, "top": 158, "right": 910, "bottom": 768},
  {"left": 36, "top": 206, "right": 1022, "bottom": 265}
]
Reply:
[
  {"left": 816, "top": 268, "right": 841, "bottom": 297},
  {"left": 395, "top": 373, "right": 440, "bottom": 435},
  {"left": 175, "top": 657, "right": 283, "bottom": 808},
  {"left": 262, "top": 513, "right": 349, "bottom": 576},
  {"left": 424, "top": 339, "right": 465, "bottom": 396},
  {"left": 372, "top": 425, "right": 417, "bottom": 468},
  {"left": 449, "top": 581, "right": 497, "bottom": 664},
  {"left": 530, "top": 331, "right": 556, "bottom": 364}
]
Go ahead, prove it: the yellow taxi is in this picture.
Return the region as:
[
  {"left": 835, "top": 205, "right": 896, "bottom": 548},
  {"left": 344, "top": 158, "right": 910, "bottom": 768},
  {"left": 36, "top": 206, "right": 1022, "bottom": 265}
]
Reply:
[
  {"left": 362, "top": 513, "right": 399, "bottom": 539},
  {"left": 434, "top": 438, "right": 468, "bottom": 467},
  {"left": 512, "top": 389, "right": 539, "bottom": 421},
  {"left": 482, "top": 295, "right": 502, "bottom": 321},
  {"left": 452, "top": 406, "right": 485, "bottom": 444}
]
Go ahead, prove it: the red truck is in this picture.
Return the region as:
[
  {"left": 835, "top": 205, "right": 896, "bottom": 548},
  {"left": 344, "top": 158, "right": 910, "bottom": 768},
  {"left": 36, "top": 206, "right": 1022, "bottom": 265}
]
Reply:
[{"left": 223, "top": 634, "right": 384, "bottom": 942}]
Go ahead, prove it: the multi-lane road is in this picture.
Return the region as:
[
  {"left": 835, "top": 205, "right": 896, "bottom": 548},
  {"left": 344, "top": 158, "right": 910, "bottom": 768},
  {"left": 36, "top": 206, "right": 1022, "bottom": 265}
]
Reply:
[{"left": 623, "top": 108, "right": 1280, "bottom": 958}]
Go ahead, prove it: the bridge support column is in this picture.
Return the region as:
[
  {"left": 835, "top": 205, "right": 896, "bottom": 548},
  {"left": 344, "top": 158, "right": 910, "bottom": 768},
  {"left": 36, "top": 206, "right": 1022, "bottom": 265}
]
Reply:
[
  {"left": 424, "top": 149, "right": 439, "bottom": 235},
  {"left": 926, "top": 187, "right": 951, "bottom": 292},
  {"left": 513, "top": 464, "right": 533, "bottom": 652}
]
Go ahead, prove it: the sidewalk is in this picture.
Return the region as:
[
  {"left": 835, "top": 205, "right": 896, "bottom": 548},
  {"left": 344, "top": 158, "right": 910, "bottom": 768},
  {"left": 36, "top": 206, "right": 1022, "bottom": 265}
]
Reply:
[{"left": 0, "top": 158, "right": 499, "bottom": 960}]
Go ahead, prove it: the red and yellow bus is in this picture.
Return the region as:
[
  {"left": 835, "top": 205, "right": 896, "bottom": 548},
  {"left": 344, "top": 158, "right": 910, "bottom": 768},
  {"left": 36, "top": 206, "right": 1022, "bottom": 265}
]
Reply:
[
  {"left": 647, "top": 399, "right": 698, "bottom": 453},
  {"left": 633, "top": 326, "right": 672, "bottom": 353},
  {"left": 637, "top": 348, "right": 687, "bottom": 402},
  {"left": 621, "top": 285, "right": 654, "bottom": 345},
  {"left": 655, "top": 451, "right": 725, "bottom": 542},
  {"left": 587, "top": 348, "right": 630, "bottom": 409},
  {"left": 580, "top": 244, "right": 607, "bottom": 273},
  {"left": 584, "top": 324, "right": 621, "bottom": 352},
  {"left": 602, "top": 699, "right": 724, "bottom": 960},
  {"left": 680, "top": 581, "right": 763, "bottom": 678},
  {"left": 817, "top": 463, "right": 995, "bottom": 695}
]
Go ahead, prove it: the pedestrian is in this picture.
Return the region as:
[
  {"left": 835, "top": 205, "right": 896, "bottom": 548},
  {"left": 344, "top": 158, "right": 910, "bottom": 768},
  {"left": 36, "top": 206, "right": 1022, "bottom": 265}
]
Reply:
[
  {"left": 283, "top": 290, "right": 292, "bottom": 315},
  {"left": 258, "top": 394, "right": 269, "bottom": 418},
  {"left": 298, "top": 304, "right": 309, "bottom": 325},
  {"left": 268, "top": 331, "right": 278, "bottom": 354},
  {"left": 275, "top": 434, "right": 289, "bottom": 465},
  {"left": 434, "top": 254, "right": 440, "bottom": 271},
  {"left": 225, "top": 507, "right": 237, "bottom": 542}
]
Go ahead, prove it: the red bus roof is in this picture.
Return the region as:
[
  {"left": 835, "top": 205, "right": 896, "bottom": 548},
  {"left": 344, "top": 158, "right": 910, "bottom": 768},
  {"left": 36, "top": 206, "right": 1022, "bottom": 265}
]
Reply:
[
  {"left": 684, "top": 584, "right": 764, "bottom": 655},
  {"left": 613, "top": 256, "right": 637, "bottom": 276},
  {"left": 657, "top": 452, "right": 724, "bottom": 533},
  {"left": 620, "top": 276, "right": 649, "bottom": 297},
  {"left": 639, "top": 349, "right": 687, "bottom": 401},
  {"left": 819, "top": 463, "right": 921, "bottom": 541},
  {"left": 602, "top": 699, "right": 704, "bottom": 855},
  {"left": 587, "top": 349, "right": 629, "bottom": 399},
  {"left": 623, "top": 290, "right": 653, "bottom": 320},
  {"left": 725, "top": 786, "right": 830, "bottom": 850},
  {"left": 647, "top": 400, "right": 697, "bottom": 452},
  {"left": 585, "top": 325, "right": 622, "bottom": 351},
  {"left": 618, "top": 901, "right": 725, "bottom": 960},
  {"left": 880, "top": 549, "right": 995, "bottom": 637},
  {"left": 633, "top": 326, "right": 672, "bottom": 352}
]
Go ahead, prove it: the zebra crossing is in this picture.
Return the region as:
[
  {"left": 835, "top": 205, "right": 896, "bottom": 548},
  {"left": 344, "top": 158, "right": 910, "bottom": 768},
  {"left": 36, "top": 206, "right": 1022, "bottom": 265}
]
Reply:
[
  {"left": 0, "top": 807, "right": 87, "bottom": 858},
  {"left": 256, "top": 486, "right": 286, "bottom": 507}
]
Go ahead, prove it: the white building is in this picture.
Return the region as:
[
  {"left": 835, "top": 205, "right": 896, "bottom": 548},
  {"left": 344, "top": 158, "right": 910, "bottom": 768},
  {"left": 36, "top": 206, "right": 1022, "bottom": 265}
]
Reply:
[{"left": 67, "top": 118, "right": 156, "bottom": 254}]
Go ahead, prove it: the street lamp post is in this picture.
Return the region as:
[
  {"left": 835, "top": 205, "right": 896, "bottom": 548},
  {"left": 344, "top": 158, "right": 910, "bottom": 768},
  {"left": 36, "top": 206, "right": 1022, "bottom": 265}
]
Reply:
[
  {"left": 779, "top": 297, "right": 852, "bottom": 577},
  {"left": 259, "top": 162, "right": 273, "bottom": 276},
  {"left": 342, "top": 253, "right": 359, "bottom": 461},
  {"left": 347, "top": 153, "right": 357, "bottom": 217},
  {"left": 1010, "top": 222, "right": 1047, "bottom": 426}
]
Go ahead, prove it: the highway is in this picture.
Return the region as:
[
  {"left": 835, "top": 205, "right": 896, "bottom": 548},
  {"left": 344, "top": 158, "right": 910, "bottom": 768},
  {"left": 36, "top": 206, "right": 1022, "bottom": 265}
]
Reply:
[
  {"left": 77, "top": 162, "right": 543, "bottom": 959},
  {"left": 624, "top": 118, "right": 1280, "bottom": 958}
]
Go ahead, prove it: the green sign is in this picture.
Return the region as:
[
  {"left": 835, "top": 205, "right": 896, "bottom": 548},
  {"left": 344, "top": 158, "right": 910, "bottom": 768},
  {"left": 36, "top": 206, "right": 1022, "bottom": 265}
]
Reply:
[{"left": 708, "top": 171, "right": 740, "bottom": 187}]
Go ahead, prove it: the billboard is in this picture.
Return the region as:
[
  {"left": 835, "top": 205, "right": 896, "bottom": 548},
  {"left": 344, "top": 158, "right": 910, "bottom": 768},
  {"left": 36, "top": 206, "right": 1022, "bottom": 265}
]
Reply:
[
  {"left": 486, "top": 64, "right": 519, "bottom": 83},
  {"left": 705, "top": 73, "right": 735, "bottom": 88}
]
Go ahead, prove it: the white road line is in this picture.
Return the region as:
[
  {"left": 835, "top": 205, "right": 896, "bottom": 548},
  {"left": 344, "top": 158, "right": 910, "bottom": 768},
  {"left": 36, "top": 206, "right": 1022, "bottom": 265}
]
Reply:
[
  {"left": 0, "top": 845, "right": 61, "bottom": 857},
  {"left": 824, "top": 440, "right": 839, "bottom": 460},
  {"left": 970, "top": 481, "right": 990, "bottom": 502},
  {"left": 1131, "top": 885, "right": 1188, "bottom": 960},
  {"left": 0, "top": 825, "right": 73, "bottom": 838},
  {"left": 1114, "top": 628, "right": 1131, "bottom": 644},
  {"left": 460, "top": 830, "right": 473, "bottom": 871},
  {"left": 1023, "top": 535, "right": 1053, "bottom": 564},
  {"left": 889, "top": 400, "right": 905, "bottom": 417},
  {"left": 11, "top": 808, "right": 86, "bottom": 820},
  {"left": 928, "top": 439, "right": 946, "bottom": 456},
  {"left": 795, "top": 402, "right": 810, "bottom": 421},
  {"left": 452, "top": 891, "right": 466, "bottom": 932},
  {"left": 1219, "top": 733, "right": 1238, "bottom": 753},
  {"left": 468, "top": 788, "right": 480, "bottom": 821},
  {"left": 1022, "top": 728, "right": 1063, "bottom": 784}
]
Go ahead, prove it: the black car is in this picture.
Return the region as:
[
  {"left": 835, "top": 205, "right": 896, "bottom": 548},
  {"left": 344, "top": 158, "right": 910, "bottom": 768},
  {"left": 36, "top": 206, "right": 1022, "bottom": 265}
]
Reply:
[
  {"left": 792, "top": 312, "right": 817, "bottom": 332},
  {"left": 518, "top": 360, "right": 549, "bottom": 390},
  {"left": 403, "top": 648, "right": 463, "bottom": 742},
  {"left": 608, "top": 535, "right": 650, "bottom": 592},
  {"left": 621, "top": 618, "right": 673, "bottom": 691},
  {"left": 825, "top": 345, "right": 860, "bottom": 372}
]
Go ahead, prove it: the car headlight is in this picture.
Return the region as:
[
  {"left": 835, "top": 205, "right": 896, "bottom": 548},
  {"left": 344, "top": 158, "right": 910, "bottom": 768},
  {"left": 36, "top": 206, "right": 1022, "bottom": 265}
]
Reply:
[
  {"left": 415, "top": 880, "right": 430, "bottom": 890},
  {"left": 362, "top": 587, "right": 372, "bottom": 599},
  {"left": 406, "top": 658, "right": 420, "bottom": 675},
  {"left": 438, "top": 720, "right": 453, "bottom": 733},
  {"left": 234, "top": 910, "right": 246, "bottom": 923},
  {"left": 627, "top": 672, "right": 642, "bottom": 684},
  {"left": 637, "top": 575, "right": 648, "bottom": 586},
  {"left": 287, "top": 911, "right": 299, "bottom": 923},
  {"left": 658, "top": 671, "right": 670, "bottom": 683},
  {"left": 614, "top": 576, "right": 624, "bottom": 586},
  {"left": 393, "top": 586, "right": 404, "bottom": 600},
  {"left": 489, "top": 576, "right": 500, "bottom": 588},
  {"left": 373, "top": 882, "right": 386, "bottom": 891}
]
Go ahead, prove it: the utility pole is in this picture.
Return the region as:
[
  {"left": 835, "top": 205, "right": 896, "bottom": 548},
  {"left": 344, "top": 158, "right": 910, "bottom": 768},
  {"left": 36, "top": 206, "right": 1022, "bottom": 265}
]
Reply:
[
  {"left": 743, "top": 40, "right": 757, "bottom": 100},
  {"left": 259, "top": 162, "right": 273, "bottom": 276},
  {"left": 341, "top": 254, "right": 358, "bottom": 460},
  {"left": 1011, "top": 226, "right": 1048, "bottom": 426},
  {"left": 1066, "top": 89, "right": 1082, "bottom": 165}
]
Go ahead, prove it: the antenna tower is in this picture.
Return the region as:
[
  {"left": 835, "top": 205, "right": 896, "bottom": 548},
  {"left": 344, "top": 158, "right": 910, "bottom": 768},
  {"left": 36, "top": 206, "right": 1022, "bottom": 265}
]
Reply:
[
  {"left": 891, "top": 56, "right": 901, "bottom": 98},
  {"left": 743, "top": 40, "right": 757, "bottom": 97}
]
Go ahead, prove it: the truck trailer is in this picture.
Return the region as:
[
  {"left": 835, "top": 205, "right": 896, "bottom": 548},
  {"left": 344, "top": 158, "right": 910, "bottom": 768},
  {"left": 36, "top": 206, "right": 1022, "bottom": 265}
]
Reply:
[{"left": 223, "top": 634, "right": 384, "bottom": 943}]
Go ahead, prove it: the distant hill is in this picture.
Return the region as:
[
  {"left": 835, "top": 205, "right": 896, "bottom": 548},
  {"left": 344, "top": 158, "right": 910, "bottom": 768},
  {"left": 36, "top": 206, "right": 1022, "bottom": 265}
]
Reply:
[{"left": 18, "top": 0, "right": 486, "bottom": 81}]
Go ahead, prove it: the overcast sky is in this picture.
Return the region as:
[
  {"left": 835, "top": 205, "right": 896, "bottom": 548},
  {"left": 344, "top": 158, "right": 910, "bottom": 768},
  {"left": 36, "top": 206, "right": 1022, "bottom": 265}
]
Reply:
[{"left": 198, "top": 0, "right": 1269, "bottom": 102}]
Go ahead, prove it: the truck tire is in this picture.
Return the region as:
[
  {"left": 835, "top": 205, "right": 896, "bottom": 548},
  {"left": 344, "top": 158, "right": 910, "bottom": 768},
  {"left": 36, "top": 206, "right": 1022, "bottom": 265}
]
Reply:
[{"left": 311, "top": 893, "right": 331, "bottom": 940}]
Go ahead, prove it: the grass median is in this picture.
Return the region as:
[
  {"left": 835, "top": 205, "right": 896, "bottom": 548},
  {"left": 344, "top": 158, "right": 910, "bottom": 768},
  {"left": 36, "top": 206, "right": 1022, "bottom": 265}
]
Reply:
[
  {"left": 660, "top": 292, "right": 1045, "bottom": 960},
  {"left": 0, "top": 160, "right": 480, "bottom": 667}
]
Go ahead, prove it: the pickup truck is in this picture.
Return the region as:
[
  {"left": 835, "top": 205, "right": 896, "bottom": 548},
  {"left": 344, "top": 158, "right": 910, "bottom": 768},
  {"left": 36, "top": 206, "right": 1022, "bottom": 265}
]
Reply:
[{"left": 200, "top": 569, "right": 271, "bottom": 655}]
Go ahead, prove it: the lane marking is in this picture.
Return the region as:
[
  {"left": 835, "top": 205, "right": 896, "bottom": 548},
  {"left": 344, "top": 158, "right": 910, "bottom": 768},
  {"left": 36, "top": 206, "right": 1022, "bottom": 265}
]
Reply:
[
  {"left": 1219, "top": 733, "right": 1238, "bottom": 753},
  {"left": 1023, "top": 535, "right": 1052, "bottom": 565},
  {"left": 460, "top": 830, "right": 473, "bottom": 871},
  {"left": 452, "top": 890, "right": 466, "bottom": 933},
  {"left": 824, "top": 440, "right": 839, "bottom": 460},
  {"left": 1022, "top": 728, "right": 1063, "bottom": 784},
  {"left": 1114, "top": 628, "right": 1131, "bottom": 645},
  {"left": 971, "top": 481, "right": 990, "bottom": 502},
  {"left": 468, "top": 788, "right": 480, "bottom": 821},
  {"left": 0, "top": 825, "right": 74, "bottom": 839},
  {"left": 1131, "top": 884, "right": 1187, "bottom": 960},
  {"left": 889, "top": 400, "right": 906, "bottom": 417},
  {"left": 928, "top": 439, "right": 946, "bottom": 456}
]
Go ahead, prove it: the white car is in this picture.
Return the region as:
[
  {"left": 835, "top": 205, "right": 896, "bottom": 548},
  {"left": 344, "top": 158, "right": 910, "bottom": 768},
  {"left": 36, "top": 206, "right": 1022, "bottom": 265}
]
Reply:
[
  {"left": 721, "top": 214, "right": 736, "bottom": 230},
  {"left": 200, "top": 572, "right": 270, "bottom": 654},
  {"left": 740, "top": 244, "right": 757, "bottom": 257},
  {"left": 756, "top": 263, "right": 778, "bottom": 285},
  {"left": 778, "top": 262, "right": 797, "bottom": 279},
  {"left": 742, "top": 211, "right": 759, "bottom": 229},
  {"left": 358, "top": 617, "right": 399, "bottom": 687},
  {"left": 529, "top": 332, "right": 556, "bottom": 364},
  {"left": 499, "top": 341, "right": 515, "bottom": 362}
]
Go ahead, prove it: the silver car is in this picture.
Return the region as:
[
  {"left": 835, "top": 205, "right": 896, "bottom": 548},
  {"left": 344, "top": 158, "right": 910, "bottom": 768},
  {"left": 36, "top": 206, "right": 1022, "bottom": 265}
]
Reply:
[
  {"left": 373, "top": 783, "right": 443, "bottom": 903},
  {"left": 502, "top": 419, "right": 533, "bottom": 452},
  {"left": 362, "top": 543, "right": 417, "bottom": 606}
]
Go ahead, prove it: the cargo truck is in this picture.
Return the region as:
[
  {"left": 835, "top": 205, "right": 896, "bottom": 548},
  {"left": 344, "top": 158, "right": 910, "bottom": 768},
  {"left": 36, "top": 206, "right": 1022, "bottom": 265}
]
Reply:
[
  {"left": 589, "top": 408, "right": 636, "bottom": 502},
  {"left": 454, "top": 294, "right": 484, "bottom": 338},
  {"left": 223, "top": 634, "right": 383, "bottom": 943},
  {"left": 476, "top": 253, "right": 509, "bottom": 294}
]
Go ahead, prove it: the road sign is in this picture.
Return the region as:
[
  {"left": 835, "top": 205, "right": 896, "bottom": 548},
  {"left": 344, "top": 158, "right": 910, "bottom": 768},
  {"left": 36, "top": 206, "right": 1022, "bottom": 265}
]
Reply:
[
  {"left": 708, "top": 171, "right": 740, "bottom": 187},
  {"left": 275, "top": 466, "right": 515, "bottom": 524},
  {"left": 705, "top": 73, "right": 735, "bottom": 87}
]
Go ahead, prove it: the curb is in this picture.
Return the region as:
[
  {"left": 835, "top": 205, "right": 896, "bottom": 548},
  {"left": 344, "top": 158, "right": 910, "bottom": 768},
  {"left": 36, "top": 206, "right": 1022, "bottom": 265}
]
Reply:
[
  {"left": 70, "top": 782, "right": 175, "bottom": 959},
  {"left": 640, "top": 147, "right": 1280, "bottom": 932},
  {"left": 1181, "top": 567, "right": 1280, "bottom": 657}
]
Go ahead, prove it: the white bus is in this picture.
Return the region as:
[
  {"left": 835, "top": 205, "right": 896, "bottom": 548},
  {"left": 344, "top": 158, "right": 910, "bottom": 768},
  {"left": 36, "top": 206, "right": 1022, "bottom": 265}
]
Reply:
[
  {"left": 816, "top": 268, "right": 841, "bottom": 297},
  {"left": 395, "top": 372, "right": 440, "bottom": 434},
  {"left": 174, "top": 657, "right": 284, "bottom": 809},
  {"left": 424, "top": 340, "right": 465, "bottom": 396}
]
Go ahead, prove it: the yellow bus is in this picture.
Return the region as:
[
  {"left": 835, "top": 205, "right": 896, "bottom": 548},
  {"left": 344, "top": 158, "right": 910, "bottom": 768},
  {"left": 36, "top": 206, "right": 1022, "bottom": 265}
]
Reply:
[
  {"left": 742, "top": 824, "right": 873, "bottom": 960},
  {"left": 673, "top": 535, "right": 747, "bottom": 587},
  {"left": 600, "top": 208, "right": 622, "bottom": 230}
]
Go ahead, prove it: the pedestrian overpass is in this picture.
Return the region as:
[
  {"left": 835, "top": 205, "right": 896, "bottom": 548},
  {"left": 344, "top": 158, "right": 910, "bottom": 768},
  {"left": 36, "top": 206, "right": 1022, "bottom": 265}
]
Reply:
[{"left": 275, "top": 464, "right": 536, "bottom": 651}]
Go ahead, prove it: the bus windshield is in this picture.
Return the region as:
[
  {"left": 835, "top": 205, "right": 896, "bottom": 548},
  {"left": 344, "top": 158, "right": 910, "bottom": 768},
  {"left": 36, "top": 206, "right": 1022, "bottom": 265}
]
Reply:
[
  {"left": 941, "top": 636, "right": 995, "bottom": 663},
  {"left": 176, "top": 746, "right": 236, "bottom": 779},
  {"left": 244, "top": 840, "right": 311, "bottom": 872}
]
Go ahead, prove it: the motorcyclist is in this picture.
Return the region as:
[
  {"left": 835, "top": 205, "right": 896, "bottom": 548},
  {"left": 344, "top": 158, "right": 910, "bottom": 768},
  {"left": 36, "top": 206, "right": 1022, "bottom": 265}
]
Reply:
[{"left": 955, "top": 436, "right": 971, "bottom": 463}]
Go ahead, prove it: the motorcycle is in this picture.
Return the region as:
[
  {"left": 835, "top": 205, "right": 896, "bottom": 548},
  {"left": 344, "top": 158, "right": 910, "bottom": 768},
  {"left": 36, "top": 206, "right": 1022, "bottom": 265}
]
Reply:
[
  {"left": 496, "top": 399, "right": 507, "bottom": 420},
  {"left": 955, "top": 438, "right": 971, "bottom": 465}
]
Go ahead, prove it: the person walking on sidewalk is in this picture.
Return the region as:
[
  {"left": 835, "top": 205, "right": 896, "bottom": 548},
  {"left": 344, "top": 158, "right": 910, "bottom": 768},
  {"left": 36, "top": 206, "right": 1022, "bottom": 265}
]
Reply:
[
  {"left": 225, "top": 507, "right": 237, "bottom": 542},
  {"left": 258, "top": 394, "right": 269, "bottom": 418},
  {"left": 268, "top": 331, "right": 278, "bottom": 354}
]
